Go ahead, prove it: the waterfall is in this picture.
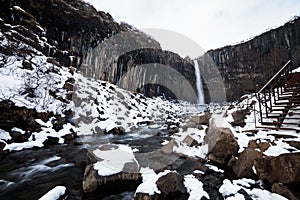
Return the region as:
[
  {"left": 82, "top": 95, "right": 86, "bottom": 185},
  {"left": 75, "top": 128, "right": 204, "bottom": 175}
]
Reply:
[{"left": 193, "top": 60, "right": 205, "bottom": 105}]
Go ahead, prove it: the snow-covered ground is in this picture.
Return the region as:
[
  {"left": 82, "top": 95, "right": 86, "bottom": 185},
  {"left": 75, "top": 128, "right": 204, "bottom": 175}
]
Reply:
[{"left": 1, "top": 12, "right": 300, "bottom": 200}]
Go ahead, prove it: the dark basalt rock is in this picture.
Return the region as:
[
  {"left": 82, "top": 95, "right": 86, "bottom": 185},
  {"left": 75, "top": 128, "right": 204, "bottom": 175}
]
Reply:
[
  {"left": 202, "top": 172, "right": 224, "bottom": 200},
  {"left": 228, "top": 148, "right": 263, "bottom": 179},
  {"left": 0, "top": 0, "right": 199, "bottom": 102},
  {"left": 176, "top": 157, "right": 207, "bottom": 175},
  {"left": 82, "top": 164, "right": 141, "bottom": 193},
  {"left": 52, "top": 115, "right": 66, "bottom": 132},
  {"left": 43, "top": 136, "right": 59, "bottom": 146},
  {"left": 230, "top": 109, "right": 250, "bottom": 127},
  {"left": 254, "top": 152, "right": 300, "bottom": 184},
  {"left": 155, "top": 172, "right": 187, "bottom": 196},
  {"left": 203, "top": 17, "right": 300, "bottom": 101},
  {"left": 204, "top": 119, "right": 239, "bottom": 164},
  {"left": 0, "top": 100, "right": 52, "bottom": 133},
  {"left": 272, "top": 183, "right": 298, "bottom": 200},
  {"left": 9, "top": 130, "right": 32, "bottom": 143},
  {"left": 0, "top": 141, "right": 6, "bottom": 154}
]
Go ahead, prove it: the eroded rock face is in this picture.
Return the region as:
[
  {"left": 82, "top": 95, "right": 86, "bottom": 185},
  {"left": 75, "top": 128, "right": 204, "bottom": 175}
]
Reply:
[
  {"left": 254, "top": 152, "right": 300, "bottom": 184},
  {"left": 0, "top": 0, "right": 199, "bottom": 102},
  {"left": 204, "top": 120, "right": 239, "bottom": 164},
  {"left": 203, "top": 16, "right": 300, "bottom": 101},
  {"left": 228, "top": 148, "right": 263, "bottom": 179}
]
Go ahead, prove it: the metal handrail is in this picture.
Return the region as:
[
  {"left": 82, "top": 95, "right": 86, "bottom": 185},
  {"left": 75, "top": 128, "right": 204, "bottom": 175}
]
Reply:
[
  {"left": 258, "top": 60, "right": 291, "bottom": 93},
  {"left": 256, "top": 60, "right": 292, "bottom": 126}
]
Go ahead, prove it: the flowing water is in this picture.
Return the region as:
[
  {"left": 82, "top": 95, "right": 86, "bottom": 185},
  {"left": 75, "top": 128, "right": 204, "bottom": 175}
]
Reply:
[
  {"left": 0, "top": 124, "right": 168, "bottom": 199},
  {"left": 193, "top": 59, "right": 205, "bottom": 105}
]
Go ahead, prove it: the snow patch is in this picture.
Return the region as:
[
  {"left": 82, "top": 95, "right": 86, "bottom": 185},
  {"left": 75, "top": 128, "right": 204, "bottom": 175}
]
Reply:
[
  {"left": 184, "top": 174, "right": 209, "bottom": 200},
  {"left": 93, "top": 144, "right": 138, "bottom": 176},
  {"left": 39, "top": 186, "right": 66, "bottom": 200}
]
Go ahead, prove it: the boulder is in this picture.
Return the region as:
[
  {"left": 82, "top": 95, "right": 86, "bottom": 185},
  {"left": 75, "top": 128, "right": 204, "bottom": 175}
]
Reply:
[
  {"left": 248, "top": 139, "right": 270, "bottom": 152},
  {"left": 272, "top": 183, "right": 298, "bottom": 200},
  {"left": 63, "top": 82, "right": 74, "bottom": 91},
  {"left": 82, "top": 163, "right": 140, "bottom": 193},
  {"left": 167, "top": 122, "right": 180, "bottom": 135},
  {"left": 26, "top": 116, "right": 42, "bottom": 132},
  {"left": 176, "top": 157, "right": 207, "bottom": 175},
  {"left": 202, "top": 172, "right": 224, "bottom": 200},
  {"left": 107, "top": 127, "right": 125, "bottom": 135},
  {"left": 9, "top": 130, "right": 31, "bottom": 143},
  {"left": 82, "top": 164, "right": 98, "bottom": 193},
  {"left": 0, "top": 141, "right": 5, "bottom": 154},
  {"left": 228, "top": 148, "right": 263, "bottom": 179},
  {"left": 43, "top": 136, "right": 59, "bottom": 146},
  {"left": 204, "top": 120, "right": 239, "bottom": 164},
  {"left": 230, "top": 109, "right": 250, "bottom": 127},
  {"left": 22, "top": 60, "right": 33, "bottom": 70},
  {"left": 254, "top": 152, "right": 300, "bottom": 184},
  {"left": 52, "top": 116, "right": 66, "bottom": 132},
  {"left": 189, "top": 112, "right": 211, "bottom": 126},
  {"left": 182, "top": 135, "right": 198, "bottom": 147},
  {"left": 161, "top": 139, "right": 177, "bottom": 154},
  {"left": 134, "top": 193, "right": 159, "bottom": 200},
  {"left": 155, "top": 172, "right": 186, "bottom": 195},
  {"left": 83, "top": 144, "right": 140, "bottom": 193}
]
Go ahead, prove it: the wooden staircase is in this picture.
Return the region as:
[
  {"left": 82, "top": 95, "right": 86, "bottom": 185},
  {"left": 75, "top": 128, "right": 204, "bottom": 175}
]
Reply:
[{"left": 256, "top": 60, "right": 300, "bottom": 132}]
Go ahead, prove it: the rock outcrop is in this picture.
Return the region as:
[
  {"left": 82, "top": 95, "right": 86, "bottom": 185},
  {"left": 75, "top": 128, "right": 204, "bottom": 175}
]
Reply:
[
  {"left": 0, "top": 100, "right": 52, "bottom": 132},
  {"left": 200, "top": 16, "right": 300, "bottom": 101},
  {"left": 0, "top": 0, "right": 198, "bottom": 102}
]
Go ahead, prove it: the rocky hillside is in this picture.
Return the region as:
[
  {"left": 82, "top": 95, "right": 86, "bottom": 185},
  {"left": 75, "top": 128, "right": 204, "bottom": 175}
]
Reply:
[
  {"left": 0, "top": 0, "right": 197, "bottom": 101},
  {"left": 201, "top": 16, "right": 300, "bottom": 101}
]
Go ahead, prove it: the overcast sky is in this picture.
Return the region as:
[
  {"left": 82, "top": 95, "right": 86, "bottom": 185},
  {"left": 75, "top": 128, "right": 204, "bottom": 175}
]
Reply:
[{"left": 86, "top": 0, "right": 300, "bottom": 57}]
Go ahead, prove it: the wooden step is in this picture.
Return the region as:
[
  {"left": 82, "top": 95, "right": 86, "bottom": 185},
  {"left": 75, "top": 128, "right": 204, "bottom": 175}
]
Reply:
[
  {"left": 284, "top": 88, "right": 300, "bottom": 92},
  {"left": 274, "top": 101, "right": 300, "bottom": 105},
  {"left": 270, "top": 105, "right": 300, "bottom": 109},
  {"left": 280, "top": 122, "right": 300, "bottom": 127},
  {"left": 256, "top": 125, "right": 300, "bottom": 132},
  {"left": 277, "top": 95, "right": 300, "bottom": 100}
]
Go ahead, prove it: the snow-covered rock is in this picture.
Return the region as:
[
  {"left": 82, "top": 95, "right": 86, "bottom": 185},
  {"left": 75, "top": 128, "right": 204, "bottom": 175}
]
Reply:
[{"left": 39, "top": 186, "right": 66, "bottom": 200}]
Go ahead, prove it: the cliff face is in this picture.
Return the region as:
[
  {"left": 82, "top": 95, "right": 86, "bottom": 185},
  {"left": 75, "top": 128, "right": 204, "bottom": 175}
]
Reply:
[
  {"left": 0, "top": 0, "right": 124, "bottom": 68},
  {"left": 0, "top": 0, "right": 197, "bottom": 101},
  {"left": 4, "top": 0, "right": 299, "bottom": 103},
  {"left": 203, "top": 17, "right": 300, "bottom": 101}
]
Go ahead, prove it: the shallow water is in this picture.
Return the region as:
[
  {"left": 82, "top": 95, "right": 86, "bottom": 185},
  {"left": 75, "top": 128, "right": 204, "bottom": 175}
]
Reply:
[{"left": 0, "top": 126, "right": 166, "bottom": 199}]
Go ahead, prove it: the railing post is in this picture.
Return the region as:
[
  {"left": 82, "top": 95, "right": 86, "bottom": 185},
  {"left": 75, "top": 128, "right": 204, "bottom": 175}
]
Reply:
[
  {"left": 264, "top": 90, "right": 268, "bottom": 118},
  {"left": 258, "top": 93, "right": 263, "bottom": 124}
]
